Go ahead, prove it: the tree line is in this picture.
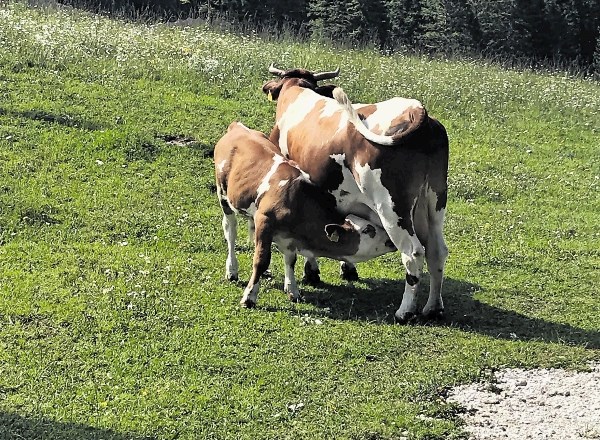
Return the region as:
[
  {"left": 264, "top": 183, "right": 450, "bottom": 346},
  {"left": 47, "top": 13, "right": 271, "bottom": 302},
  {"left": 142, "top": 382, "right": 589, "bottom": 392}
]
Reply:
[{"left": 61, "top": 0, "right": 600, "bottom": 73}]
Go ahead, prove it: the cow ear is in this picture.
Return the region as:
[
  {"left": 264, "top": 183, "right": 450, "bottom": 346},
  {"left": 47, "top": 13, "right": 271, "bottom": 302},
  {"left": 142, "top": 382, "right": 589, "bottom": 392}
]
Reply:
[
  {"left": 262, "top": 80, "right": 282, "bottom": 101},
  {"left": 325, "top": 224, "right": 346, "bottom": 242},
  {"left": 314, "top": 84, "right": 337, "bottom": 98}
]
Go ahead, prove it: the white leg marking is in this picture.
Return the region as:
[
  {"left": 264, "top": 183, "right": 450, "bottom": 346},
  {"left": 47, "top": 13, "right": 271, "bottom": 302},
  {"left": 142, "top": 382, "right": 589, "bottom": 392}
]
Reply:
[
  {"left": 222, "top": 214, "right": 239, "bottom": 281},
  {"left": 240, "top": 281, "right": 260, "bottom": 307},
  {"left": 397, "top": 281, "right": 419, "bottom": 319},
  {"left": 422, "top": 188, "right": 448, "bottom": 318},
  {"left": 247, "top": 218, "right": 255, "bottom": 245},
  {"left": 354, "top": 160, "right": 425, "bottom": 321},
  {"left": 394, "top": 233, "right": 425, "bottom": 321},
  {"left": 283, "top": 251, "right": 300, "bottom": 301}
]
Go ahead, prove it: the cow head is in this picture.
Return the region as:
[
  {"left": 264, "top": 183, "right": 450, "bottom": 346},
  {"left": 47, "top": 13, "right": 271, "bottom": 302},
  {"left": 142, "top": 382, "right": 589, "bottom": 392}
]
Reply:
[
  {"left": 262, "top": 64, "right": 340, "bottom": 100},
  {"left": 324, "top": 215, "right": 396, "bottom": 262}
]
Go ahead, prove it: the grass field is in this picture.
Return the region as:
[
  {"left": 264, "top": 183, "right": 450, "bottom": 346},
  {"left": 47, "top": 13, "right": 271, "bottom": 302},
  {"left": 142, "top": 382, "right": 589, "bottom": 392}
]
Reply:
[{"left": 0, "top": 2, "right": 599, "bottom": 439}]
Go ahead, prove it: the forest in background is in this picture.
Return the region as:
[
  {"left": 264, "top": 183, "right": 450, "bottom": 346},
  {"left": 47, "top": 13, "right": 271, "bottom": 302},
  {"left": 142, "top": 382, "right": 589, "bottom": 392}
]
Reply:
[{"left": 59, "top": 0, "right": 600, "bottom": 74}]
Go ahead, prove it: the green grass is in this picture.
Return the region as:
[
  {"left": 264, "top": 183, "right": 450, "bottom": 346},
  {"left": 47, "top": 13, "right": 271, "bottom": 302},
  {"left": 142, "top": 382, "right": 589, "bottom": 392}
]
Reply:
[{"left": 0, "top": 2, "right": 599, "bottom": 439}]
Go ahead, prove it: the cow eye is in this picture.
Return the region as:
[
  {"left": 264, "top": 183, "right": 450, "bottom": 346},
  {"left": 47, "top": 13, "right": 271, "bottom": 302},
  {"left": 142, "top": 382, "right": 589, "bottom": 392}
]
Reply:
[{"left": 361, "top": 225, "right": 376, "bottom": 238}]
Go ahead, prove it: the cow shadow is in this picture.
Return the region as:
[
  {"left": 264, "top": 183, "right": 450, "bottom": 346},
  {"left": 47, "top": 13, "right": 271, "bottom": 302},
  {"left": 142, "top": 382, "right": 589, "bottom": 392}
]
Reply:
[
  {"left": 0, "top": 411, "right": 154, "bottom": 440},
  {"left": 0, "top": 107, "right": 104, "bottom": 131},
  {"left": 267, "top": 276, "right": 600, "bottom": 350}
]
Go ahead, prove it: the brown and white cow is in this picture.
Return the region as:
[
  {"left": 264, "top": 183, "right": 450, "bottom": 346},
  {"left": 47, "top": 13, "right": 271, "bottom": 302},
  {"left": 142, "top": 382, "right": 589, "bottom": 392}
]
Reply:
[
  {"left": 214, "top": 121, "right": 396, "bottom": 308},
  {"left": 262, "top": 66, "right": 449, "bottom": 323}
]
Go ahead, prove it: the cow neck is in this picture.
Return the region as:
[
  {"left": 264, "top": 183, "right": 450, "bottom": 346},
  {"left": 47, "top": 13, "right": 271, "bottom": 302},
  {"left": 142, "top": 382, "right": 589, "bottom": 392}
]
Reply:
[
  {"left": 276, "top": 81, "right": 314, "bottom": 115},
  {"left": 287, "top": 179, "right": 347, "bottom": 249}
]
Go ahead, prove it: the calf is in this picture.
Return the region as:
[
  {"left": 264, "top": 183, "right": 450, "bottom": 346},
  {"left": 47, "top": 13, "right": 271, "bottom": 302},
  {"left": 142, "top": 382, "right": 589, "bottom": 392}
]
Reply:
[{"left": 214, "top": 122, "right": 395, "bottom": 308}]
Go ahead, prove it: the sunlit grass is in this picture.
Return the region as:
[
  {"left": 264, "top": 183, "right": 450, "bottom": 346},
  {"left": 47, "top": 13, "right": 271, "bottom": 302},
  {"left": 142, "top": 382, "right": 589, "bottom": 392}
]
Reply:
[{"left": 0, "top": 2, "right": 599, "bottom": 439}]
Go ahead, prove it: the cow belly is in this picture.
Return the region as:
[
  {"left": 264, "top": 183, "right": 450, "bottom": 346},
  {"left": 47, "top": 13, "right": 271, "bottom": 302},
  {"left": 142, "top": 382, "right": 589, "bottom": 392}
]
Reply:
[
  {"left": 272, "top": 233, "right": 304, "bottom": 251},
  {"left": 336, "top": 200, "right": 382, "bottom": 228}
]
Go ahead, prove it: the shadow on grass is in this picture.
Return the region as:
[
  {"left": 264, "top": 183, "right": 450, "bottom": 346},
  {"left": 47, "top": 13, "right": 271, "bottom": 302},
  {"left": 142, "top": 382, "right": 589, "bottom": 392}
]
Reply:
[
  {"left": 0, "top": 107, "right": 104, "bottom": 131},
  {"left": 0, "top": 411, "right": 154, "bottom": 440},
  {"left": 267, "top": 276, "right": 600, "bottom": 349}
]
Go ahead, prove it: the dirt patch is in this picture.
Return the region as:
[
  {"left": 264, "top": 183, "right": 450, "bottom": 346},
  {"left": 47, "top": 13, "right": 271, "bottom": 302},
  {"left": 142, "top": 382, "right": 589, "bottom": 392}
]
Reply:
[{"left": 447, "top": 363, "right": 600, "bottom": 440}]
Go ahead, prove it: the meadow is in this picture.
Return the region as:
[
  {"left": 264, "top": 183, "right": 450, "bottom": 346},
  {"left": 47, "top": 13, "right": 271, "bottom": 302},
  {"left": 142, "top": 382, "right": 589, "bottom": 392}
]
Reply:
[{"left": 0, "top": 2, "right": 599, "bottom": 439}]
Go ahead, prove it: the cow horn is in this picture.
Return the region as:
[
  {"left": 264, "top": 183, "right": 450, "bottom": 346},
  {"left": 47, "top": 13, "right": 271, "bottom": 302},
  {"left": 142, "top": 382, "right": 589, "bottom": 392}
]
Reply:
[
  {"left": 313, "top": 67, "right": 340, "bottom": 81},
  {"left": 268, "top": 63, "right": 286, "bottom": 77}
]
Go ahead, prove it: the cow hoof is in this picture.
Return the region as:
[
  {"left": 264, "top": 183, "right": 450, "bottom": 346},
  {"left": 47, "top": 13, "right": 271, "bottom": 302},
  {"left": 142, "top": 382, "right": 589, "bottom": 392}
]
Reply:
[
  {"left": 226, "top": 274, "right": 238, "bottom": 282},
  {"left": 262, "top": 269, "right": 273, "bottom": 280},
  {"left": 288, "top": 293, "right": 304, "bottom": 303},
  {"left": 422, "top": 309, "right": 445, "bottom": 321},
  {"left": 240, "top": 299, "right": 256, "bottom": 309},
  {"left": 394, "top": 311, "right": 417, "bottom": 324},
  {"left": 302, "top": 269, "right": 321, "bottom": 286},
  {"left": 340, "top": 264, "right": 359, "bottom": 282}
]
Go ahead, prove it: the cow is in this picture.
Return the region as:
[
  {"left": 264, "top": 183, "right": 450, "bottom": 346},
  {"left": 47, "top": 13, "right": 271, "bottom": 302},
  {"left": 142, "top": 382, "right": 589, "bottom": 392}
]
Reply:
[
  {"left": 214, "top": 121, "right": 396, "bottom": 308},
  {"left": 262, "top": 66, "right": 449, "bottom": 323}
]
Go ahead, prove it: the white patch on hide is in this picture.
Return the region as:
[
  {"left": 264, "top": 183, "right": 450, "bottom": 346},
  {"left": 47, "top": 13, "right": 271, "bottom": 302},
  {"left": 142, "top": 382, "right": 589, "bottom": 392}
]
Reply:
[
  {"left": 328, "top": 154, "right": 375, "bottom": 217},
  {"left": 361, "top": 98, "right": 422, "bottom": 134},
  {"left": 277, "top": 89, "right": 321, "bottom": 156},
  {"left": 320, "top": 99, "right": 349, "bottom": 136},
  {"left": 257, "top": 155, "right": 284, "bottom": 199},
  {"left": 353, "top": 159, "right": 397, "bottom": 231}
]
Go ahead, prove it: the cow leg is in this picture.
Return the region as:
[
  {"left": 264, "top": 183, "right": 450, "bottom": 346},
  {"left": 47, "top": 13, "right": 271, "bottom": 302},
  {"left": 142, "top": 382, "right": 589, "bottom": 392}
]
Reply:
[
  {"left": 353, "top": 163, "right": 425, "bottom": 322},
  {"left": 383, "top": 224, "right": 425, "bottom": 323},
  {"left": 340, "top": 262, "right": 359, "bottom": 281},
  {"left": 283, "top": 251, "right": 301, "bottom": 302},
  {"left": 303, "top": 257, "right": 321, "bottom": 285},
  {"left": 240, "top": 214, "right": 273, "bottom": 308},
  {"left": 247, "top": 218, "right": 255, "bottom": 244},
  {"left": 398, "top": 238, "right": 425, "bottom": 323},
  {"left": 222, "top": 214, "right": 239, "bottom": 281},
  {"left": 422, "top": 202, "right": 448, "bottom": 320}
]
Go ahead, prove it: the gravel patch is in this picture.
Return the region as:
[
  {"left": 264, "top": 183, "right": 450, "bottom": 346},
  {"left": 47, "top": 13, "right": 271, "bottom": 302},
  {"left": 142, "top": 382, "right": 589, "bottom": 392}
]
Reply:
[{"left": 447, "top": 363, "right": 600, "bottom": 440}]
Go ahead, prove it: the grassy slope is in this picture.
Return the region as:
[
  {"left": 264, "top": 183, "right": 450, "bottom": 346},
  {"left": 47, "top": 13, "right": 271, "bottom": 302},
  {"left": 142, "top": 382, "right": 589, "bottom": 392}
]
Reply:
[{"left": 0, "top": 3, "right": 599, "bottom": 439}]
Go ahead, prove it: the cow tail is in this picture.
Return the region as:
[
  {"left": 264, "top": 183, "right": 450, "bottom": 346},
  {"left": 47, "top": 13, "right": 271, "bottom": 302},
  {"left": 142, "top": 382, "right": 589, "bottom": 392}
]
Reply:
[{"left": 332, "top": 88, "right": 397, "bottom": 146}]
